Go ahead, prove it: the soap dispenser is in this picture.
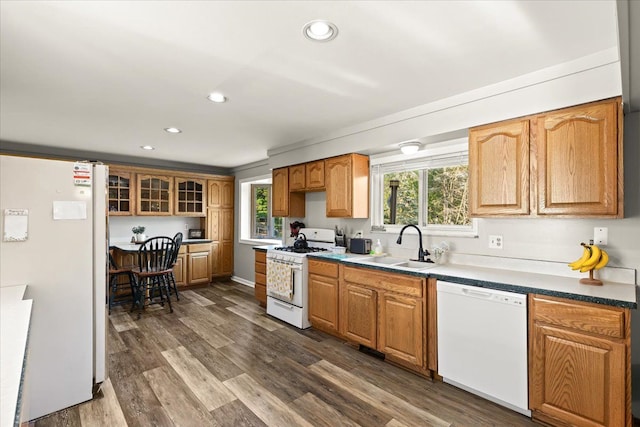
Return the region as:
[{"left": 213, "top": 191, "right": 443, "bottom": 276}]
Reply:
[{"left": 373, "top": 239, "right": 384, "bottom": 255}]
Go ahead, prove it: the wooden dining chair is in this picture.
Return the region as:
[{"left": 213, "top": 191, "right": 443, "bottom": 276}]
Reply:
[
  {"left": 108, "top": 252, "right": 136, "bottom": 314},
  {"left": 166, "top": 232, "right": 183, "bottom": 301},
  {"left": 131, "top": 236, "right": 177, "bottom": 319}
]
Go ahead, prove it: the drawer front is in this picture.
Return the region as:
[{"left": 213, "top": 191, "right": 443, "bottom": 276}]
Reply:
[
  {"left": 255, "top": 261, "right": 266, "bottom": 275},
  {"left": 531, "top": 295, "right": 626, "bottom": 339},
  {"left": 343, "top": 266, "right": 423, "bottom": 297},
  {"left": 187, "top": 243, "right": 212, "bottom": 253},
  {"left": 255, "top": 250, "right": 266, "bottom": 263},
  {"left": 255, "top": 272, "right": 266, "bottom": 286},
  {"left": 308, "top": 259, "right": 339, "bottom": 278}
]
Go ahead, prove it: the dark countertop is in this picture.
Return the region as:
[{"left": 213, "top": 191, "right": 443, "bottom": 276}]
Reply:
[
  {"left": 111, "top": 240, "right": 213, "bottom": 252},
  {"left": 308, "top": 253, "right": 637, "bottom": 309}
]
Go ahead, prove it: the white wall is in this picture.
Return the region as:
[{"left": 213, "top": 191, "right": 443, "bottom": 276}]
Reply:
[
  {"left": 109, "top": 216, "right": 201, "bottom": 244},
  {"left": 232, "top": 161, "right": 273, "bottom": 283}
]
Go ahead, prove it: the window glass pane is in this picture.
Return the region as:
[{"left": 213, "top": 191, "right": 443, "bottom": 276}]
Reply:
[
  {"left": 272, "top": 217, "right": 282, "bottom": 239},
  {"left": 253, "top": 186, "right": 269, "bottom": 238},
  {"left": 426, "top": 165, "right": 470, "bottom": 226},
  {"left": 383, "top": 171, "right": 419, "bottom": 225},
  {"left": 250, "top": 184, "right": 282, "bottom": 240}
]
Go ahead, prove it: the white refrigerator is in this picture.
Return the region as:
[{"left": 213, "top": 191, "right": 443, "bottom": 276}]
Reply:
[{"left": 0, "top": 155, "right": 107, "bottom": 421}]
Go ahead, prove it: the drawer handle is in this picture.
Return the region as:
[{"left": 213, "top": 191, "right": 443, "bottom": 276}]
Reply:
[{"left": 273, "top": 300, "right": 294, "bottom": 310}]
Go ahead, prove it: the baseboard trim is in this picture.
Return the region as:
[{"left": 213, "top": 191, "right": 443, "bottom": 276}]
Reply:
[{"left": 231, "top": 276, "right": 254, "bottom": 287}]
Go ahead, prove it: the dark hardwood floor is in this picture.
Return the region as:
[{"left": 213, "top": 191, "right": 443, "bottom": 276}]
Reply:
[{"left": 35, "top": 281, "right": 538, "bottom": 426}]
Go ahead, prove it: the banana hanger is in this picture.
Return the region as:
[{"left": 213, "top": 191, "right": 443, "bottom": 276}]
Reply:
[{"left": 580, "top": 268, "right": 603, "bottom": 286}]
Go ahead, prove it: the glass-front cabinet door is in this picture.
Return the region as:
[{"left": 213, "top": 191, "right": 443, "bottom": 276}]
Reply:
[
  {"left": 136, "top": 174, "right": 173, "bottom": 215},
  {"left": 108, "top": 169, "right": 135, "bottom": 215},
  {"left": 175, "top": 178, "right": 206, "bottom": 216}
]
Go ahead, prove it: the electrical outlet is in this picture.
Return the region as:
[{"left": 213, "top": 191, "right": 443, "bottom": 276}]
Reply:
[
  {"left": 594, "top": 227, "right": 608, "bottom": 245},
  {"left": 489, "top": 235, "right": 503, "bottom": 249},
  {"left": 184, "top": 223, "right": 189, "bottom": 230}
]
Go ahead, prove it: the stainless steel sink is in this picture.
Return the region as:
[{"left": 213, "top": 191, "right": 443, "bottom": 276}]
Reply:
[
  {"left": 367, "top": 256, "right": 407, "bottom": 265},
  {"left": 349, "top": 256, "right": 436, "bottom": 271}
]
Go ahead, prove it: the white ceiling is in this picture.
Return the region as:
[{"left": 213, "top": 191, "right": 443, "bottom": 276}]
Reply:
[{"left": 0, "top": 1, "right": 620, "bottom": 169}]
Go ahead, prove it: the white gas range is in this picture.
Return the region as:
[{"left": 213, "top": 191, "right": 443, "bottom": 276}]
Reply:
[{"left": 266, "top": 228, "right": 336, "bottom": 329}]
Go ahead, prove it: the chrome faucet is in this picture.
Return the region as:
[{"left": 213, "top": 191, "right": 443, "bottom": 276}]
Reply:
[{"left": 396, "top": 224, "right": 432, "bottom": 263}]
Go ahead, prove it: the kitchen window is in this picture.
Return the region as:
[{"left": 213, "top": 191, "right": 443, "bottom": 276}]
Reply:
[
  {"left": 239, "top": 175, "right": 282, "bottom": 244},
  {"left": 251, "top": 184, "right": 282, "bottom": 239},
  {"left": 370, "top": 139, "right": 477, "bottom": 236}
]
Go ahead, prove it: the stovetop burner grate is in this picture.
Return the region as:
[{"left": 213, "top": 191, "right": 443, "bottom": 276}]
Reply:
[{"left": 273, "top": 246, "right": 329, "bottom": 254}]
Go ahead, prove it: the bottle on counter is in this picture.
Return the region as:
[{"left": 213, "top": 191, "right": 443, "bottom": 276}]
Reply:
[{"left": 373, "top": 239, "right": 384, "bottom": 255}]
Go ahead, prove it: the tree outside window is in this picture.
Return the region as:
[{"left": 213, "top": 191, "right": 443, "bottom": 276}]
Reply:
[
  {"left": 382, "top": 165, "right": 469, "bottom": 227},
  {"left": 251, "top": 184, "right": 282, "bottom": 239}
]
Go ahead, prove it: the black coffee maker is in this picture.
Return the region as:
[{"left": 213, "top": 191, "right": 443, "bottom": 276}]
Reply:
[{"left": 289, "top": 221, "right": 305, "bottom": 237}]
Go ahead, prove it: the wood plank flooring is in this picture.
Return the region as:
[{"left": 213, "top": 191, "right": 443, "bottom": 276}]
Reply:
[{"left": 34, "top": 281, "right": 538, "bottom": 427}]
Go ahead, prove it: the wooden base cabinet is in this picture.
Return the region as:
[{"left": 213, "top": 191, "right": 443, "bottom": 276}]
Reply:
[
  {"left": 187, "top": 243, "right": 211, "bottom": 285},
  {"left": 341, "top": 283, "right": 377, "bottom": 348},
  {"left": 308, "top": 259, "right": 340, "bottom": 334},
  {"left": 529, "top": 295, "right": 630, "bottom": 427},
  {"left": 254, "top": 250, "right": 266, "bottom": 307},
  {"left": 378, "top": 292, "right": 423, "bottom": 367},
  {"left": 173, "top": 246, "right": 187, "bottom": 287},
  {"left": 340, "top": 266, "right": 425, "bottom": 370}
]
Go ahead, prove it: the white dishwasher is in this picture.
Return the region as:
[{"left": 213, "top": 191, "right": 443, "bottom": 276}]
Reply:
[{"left": 437, "top": 281, "right": 530, "bottom": 416}]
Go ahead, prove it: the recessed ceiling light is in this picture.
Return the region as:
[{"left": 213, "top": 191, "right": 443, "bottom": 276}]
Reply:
[
  {"left": 207, "top": 92, "right": 227, "bottom": 103},
  {"left": 303, "top": 20, "right": 338, "bottom": 42},
  {"left": 164, "top": 127, "right": 182, "bottom": 133},
  {"left": 140, "top": 145, "right": 155, "bottom": 150},
  {"left": 399, "top": 141, "right": 421, "bottom": 155}
]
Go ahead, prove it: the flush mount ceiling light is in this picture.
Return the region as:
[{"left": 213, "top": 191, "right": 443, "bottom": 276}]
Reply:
[
  {"left": 164, "top": 127, "right": 182, "bottom": 134},
  {"left": 303, "top": 20, "right": 338, "bottom": 42},
  {"left": 399, "top": 141, "right": 421, "bottom": 154},
  {"left": 140, "top": 145, "right": 155, "bottom": 150},
  {"left": 207, "top": 92, "right": 227, "bottom": 103}
]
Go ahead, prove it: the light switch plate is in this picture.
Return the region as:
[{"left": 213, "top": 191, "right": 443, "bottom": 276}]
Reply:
[
  {"left": 489, "top": 235, "right": 503, "bottom": 249},
  {"left": 594, "top": 227, "right": 608, "bottom": 245}
]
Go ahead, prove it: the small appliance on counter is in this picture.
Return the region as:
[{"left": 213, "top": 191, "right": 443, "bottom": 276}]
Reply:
[
  {"left": 350, "top": 238, "right": 372, "bottom": 254},
  {"left": 188, "top": 228, "right": 204, "bottom": 239},
  {"left": 289, "top": 221, "right": 305, "bottom": 237}
]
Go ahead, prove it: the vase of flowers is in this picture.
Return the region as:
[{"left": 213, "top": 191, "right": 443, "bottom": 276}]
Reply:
[{"left": 132, "top": 226, "right": 146, "bottom": 243}]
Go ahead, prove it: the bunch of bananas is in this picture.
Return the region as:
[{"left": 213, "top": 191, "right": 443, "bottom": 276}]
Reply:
[{"left": 568, "top": 243, "right": 609, "bottom": 272}]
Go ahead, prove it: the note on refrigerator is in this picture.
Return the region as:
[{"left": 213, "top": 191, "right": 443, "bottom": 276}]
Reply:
[
  {"left": 53, "top": 201, "right": 87, "bottom": 220},
  {"left": 3, "top": 208, "right": 28, "bottom": 241}
]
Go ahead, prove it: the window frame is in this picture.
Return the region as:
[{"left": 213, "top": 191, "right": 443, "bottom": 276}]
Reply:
[
  {"left": 370, "top": 139, "right": 478, "bottom": 237},
  {"left": 239, "top": 174, "right": 283, "bottom": 245},
  {"left": 250, "top": 183, "right": 282, "bottom": 240}
]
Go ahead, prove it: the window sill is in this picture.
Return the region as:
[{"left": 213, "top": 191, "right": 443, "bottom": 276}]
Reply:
[
  {"left": 239, "top": 238, "right": 282, "bottom": 246},
  {"left": 370, "top": 224, "right": 478, "bottom": 238}
]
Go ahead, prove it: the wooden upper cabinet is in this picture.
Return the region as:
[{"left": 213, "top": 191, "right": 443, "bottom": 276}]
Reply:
[
  {"left": 289, "top": 164, "right": 305, "bottom": 191},
  {"left": 271, "top": 167, "right": 305, "bottom": 217},
  {"left": 536, "top": 98, "right": 622, "bottom": 217},
  {"left": 207, "top": 179, "right": 234, "bottom": 208},
  {"left": 289, "top": 160, "right": 326, "bottom": 193},
  {"left": 306, "top": 160, "right": 325, "bottom": 190},
  {"left": 174, "top": 178, "right": 206, "bottom": 216},
  {"left": 469, "top": 97, "right": 623, "bottom": 218},
  {"left": 136, "top": 174, "right": 173, "bottom": 215},
  {"left": 469, "top": 119, "right": 530, "bottom": 216},
  {"left": 108, "top": 168, "right": 135, "bottom": 215},
  {"left": 325, "top": 154, "right": 369, "bottom": 218}
]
